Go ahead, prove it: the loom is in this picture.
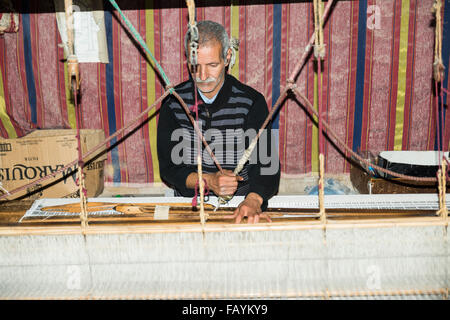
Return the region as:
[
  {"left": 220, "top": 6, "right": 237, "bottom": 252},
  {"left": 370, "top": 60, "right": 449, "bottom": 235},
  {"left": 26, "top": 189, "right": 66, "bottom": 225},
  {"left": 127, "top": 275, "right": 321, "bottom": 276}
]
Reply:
[
  {"left": 0, "top": 194, "right": 448, "bottom": 299},
  {"left": 1, "top": 0, "right": 449, "bottom": 300}
]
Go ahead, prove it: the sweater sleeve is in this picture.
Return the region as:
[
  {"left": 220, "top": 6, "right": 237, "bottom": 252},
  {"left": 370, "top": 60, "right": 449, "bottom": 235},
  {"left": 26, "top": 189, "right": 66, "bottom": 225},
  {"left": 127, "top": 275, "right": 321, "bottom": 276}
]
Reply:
[
  {"left": 157, "top": 97, "right": 197, "bottom": 197},
  {"left": 245, "top": 93, "right": 281, "bottom": 209}
]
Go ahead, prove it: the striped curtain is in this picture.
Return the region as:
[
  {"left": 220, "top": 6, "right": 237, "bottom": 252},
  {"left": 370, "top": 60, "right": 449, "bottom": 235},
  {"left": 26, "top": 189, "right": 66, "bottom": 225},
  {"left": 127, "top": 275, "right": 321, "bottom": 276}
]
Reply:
[{"left": 0, "top": 0, "right": 449, "bottom": 185}]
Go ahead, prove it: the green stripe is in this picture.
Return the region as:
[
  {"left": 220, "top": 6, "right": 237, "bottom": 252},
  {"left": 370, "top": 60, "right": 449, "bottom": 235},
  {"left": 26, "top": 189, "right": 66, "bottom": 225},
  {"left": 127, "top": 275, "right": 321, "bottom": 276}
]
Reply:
[
  {"left": 145, "top": 1, "right": 161, "bottom": 182},
  {"left": 64, "top": 61, "right": 76, "bottom": 129},
  {"left": 394, "top": 0, "right": 410, "bottom": 150},
  {"left": 0, "top": 66, "right": 17, "bottom": 138}
]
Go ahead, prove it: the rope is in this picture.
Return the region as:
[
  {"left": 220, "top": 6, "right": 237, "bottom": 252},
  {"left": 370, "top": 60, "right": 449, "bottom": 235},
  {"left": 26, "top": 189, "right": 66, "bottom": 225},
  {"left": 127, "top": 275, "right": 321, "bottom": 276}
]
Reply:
[
  {"left": 217, "top": 0, "right": 336, "bottom": 206},
  {"left": 64, "top": 0, "right": 74, "bottom": 56},
  {"left": 432, "top": 0, "right": 445, "bottom": 83},
  {"left": 73, "top": 73, "right": 88, "bottom": 230},
  {"left": 0, "top": 0, "right": 223, "bottom": 202},
  {"left": 171, "top": 90, "right": 224, "bottom": 173},
  {"left": 76, "top": 166, "right": 88, "bottom": 230},
  {"left": 313, "top": 0, "right": 326, "bottom": 59},
  {"left": 0, "top": 90, "right": 171, "bottom": 201},
  {"left": 107, "top": 0, "right": 172, "bottom": 92},
  {"left": 290, "top": 86, "right": 443, "bottom": 182},
  {"left": 314, "top": 0, "right": 326, "bottom": 225},
  {"left": 432, "top": 0, "right": 447, "bottom": 223},
  {"left": 3, "top": 0, "right": 445, "bottom": 207},
  {"left": 186, "top": 0, "right": 199, "bottom": 73},
  {"left": 319, "top": 153, "right": 326, "bottom": 224},
  {"left": 437, "top": 160, "right": 448, "bottom": 219}
]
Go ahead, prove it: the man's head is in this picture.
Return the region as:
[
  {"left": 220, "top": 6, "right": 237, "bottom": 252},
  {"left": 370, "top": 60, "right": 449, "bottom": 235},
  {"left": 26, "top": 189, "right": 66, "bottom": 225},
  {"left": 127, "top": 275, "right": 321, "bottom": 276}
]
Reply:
[{"left": 184, "top": 20, "right": 232, "bottom": 99}]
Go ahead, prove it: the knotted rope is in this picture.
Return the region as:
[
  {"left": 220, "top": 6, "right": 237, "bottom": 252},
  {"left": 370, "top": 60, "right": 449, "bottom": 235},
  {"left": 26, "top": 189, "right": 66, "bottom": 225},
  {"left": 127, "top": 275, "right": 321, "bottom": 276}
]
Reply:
[
  {"left": 432, "top": 0, "right": 445, "bottom": 83},
  {"left": 432, "top": 0, "right": 448, "bottom": 219},
  {"left": 65, "top": 0, "right": 87, "bottom": 230},
  {"left": 314, "top": 0, "right": 326, "bottom": 224},
  {"left": 313, "top": 0, "right": 326, "bottom": 60},
  {"left": 436, "top": 159, "right": 448, "bottom": 220},
  {"left": 185, "top": 0, "right": 208, "bottom": 227}
]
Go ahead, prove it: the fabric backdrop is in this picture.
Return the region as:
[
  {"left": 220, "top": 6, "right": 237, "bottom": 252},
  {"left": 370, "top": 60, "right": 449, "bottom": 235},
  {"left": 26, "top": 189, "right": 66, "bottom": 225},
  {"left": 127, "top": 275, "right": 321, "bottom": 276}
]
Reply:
[{"left": 0, "top": 0, "right": 449, "bottom": 185}]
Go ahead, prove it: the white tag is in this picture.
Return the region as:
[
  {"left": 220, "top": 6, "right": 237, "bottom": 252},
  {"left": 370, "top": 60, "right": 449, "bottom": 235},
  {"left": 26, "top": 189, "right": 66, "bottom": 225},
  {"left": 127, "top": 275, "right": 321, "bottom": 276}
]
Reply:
[{"left": 154, "top": 205, "right": 170, "bottom": 220}]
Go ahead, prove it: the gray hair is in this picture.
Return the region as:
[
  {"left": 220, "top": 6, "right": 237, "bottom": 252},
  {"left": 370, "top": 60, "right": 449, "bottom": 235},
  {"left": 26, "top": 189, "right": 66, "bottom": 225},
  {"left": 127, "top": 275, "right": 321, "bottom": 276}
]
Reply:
[{"left": 184, "top": 20, "right": 239, "bottom": 66}]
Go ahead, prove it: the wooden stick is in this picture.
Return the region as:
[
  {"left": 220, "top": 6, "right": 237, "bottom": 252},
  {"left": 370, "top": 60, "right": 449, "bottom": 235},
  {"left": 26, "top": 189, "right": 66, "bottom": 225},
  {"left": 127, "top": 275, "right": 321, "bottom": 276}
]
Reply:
[
  {"left": 5, "top": 288, "right": 447, "bottom": 300},
  {"left": 1, "top": 216, "right": 448, "bottom": 236},
  {"left": 64, "top": 0, "right": 74, "bottom": 56}
]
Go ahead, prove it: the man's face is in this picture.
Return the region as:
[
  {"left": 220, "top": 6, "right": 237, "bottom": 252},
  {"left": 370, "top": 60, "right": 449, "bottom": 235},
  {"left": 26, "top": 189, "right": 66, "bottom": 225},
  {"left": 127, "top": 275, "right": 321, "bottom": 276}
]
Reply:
[{"left": 188, "top": 40, "right": 231, "bottom": 99}]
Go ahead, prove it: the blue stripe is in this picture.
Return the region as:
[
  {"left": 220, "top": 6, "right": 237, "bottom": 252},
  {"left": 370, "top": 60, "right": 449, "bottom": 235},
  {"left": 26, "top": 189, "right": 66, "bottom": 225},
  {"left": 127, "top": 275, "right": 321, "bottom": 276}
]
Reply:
[
  {"left": 271, "top": 3, "right": 282, "bottom": 131},
  {"left": 443, "top": 0, "right": 450, "bottom": 107},
  {"left": 21, "top": 9, "right": 38, "bottom": 125},
  {"left": 434, "top": 0, "right": 450, "bottom": 150},
  {"left": 352, "top": 0, "right": 368, "bottom": 152},
  {"left": 104, "top": 10, "right": 121, "bottom": 183}
]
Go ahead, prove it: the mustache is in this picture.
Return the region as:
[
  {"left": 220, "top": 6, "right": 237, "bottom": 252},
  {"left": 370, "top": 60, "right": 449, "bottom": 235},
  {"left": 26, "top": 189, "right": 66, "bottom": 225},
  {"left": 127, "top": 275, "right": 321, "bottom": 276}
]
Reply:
[{"left": 195, "top": 77, "right": 217, "bottom": 84}]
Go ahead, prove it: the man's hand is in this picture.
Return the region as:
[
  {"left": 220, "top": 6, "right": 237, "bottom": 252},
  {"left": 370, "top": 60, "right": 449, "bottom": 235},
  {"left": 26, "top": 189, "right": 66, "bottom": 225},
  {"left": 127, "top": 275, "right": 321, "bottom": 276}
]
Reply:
[
  {"left": 226, "top": 192, "right": 272, "bottom": 224},
  {"left": 203, "top": 169, "right": 243, "bottom": 196}
]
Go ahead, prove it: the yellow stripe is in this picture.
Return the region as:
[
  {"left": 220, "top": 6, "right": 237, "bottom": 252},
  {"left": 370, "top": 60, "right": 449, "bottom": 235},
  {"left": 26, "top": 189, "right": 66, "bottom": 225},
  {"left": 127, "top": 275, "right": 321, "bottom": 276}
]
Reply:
[
  {"left": 394, "top": 0, "right": 410, "bottom": 150},
  {"left": 311, "top": 72, "right": 319, "bottom": 173},
  {"left": 146, "top": 1, "right": 161, "bottom": 183},
  {"left": 0, "top": 65, "right": 17, "bottom": 138},
  {"left": 230, "top": 0, "right": 239, "bottom": 80},
  {"left": 64, "top": 61, "right": 76, "bottom": 128}
]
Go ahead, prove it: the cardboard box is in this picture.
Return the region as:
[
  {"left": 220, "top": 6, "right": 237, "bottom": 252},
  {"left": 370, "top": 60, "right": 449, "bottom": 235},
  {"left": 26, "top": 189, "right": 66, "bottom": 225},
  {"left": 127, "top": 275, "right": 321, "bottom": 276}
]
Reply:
[{"left": 0, "top": 129, "right": 106, "bottom": 200}]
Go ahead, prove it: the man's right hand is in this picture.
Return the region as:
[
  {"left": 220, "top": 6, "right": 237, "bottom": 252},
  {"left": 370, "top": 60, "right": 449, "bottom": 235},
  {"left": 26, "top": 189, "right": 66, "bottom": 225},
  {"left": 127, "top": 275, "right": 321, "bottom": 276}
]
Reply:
[{"left": 204, "top": 169, "right": 243, "bottom": 197}]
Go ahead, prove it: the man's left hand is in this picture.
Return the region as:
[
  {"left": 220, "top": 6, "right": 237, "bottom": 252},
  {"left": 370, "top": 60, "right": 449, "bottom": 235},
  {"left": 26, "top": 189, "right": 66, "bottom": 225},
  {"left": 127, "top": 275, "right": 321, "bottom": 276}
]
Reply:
[{"left": 226, "top": 192, "right": 272, "bottom": 224}]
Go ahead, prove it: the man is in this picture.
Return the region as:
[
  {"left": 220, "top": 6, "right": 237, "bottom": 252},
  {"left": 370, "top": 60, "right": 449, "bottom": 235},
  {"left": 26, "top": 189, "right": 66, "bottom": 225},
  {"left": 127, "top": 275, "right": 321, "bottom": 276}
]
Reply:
[{"left": 157, "top": 20, "right": 280, "bottom": 224}]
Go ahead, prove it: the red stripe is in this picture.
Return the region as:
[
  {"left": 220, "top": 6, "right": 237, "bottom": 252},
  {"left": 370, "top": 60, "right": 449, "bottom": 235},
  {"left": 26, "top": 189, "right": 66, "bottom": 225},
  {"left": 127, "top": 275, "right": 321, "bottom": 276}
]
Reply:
[
  {"left": 326, "top": 1, "right": 350, "bottom": 174},
  {"left": 121, "top": 9, "right": 149, "bottom": 183},
  {"left": 181, "top": 7, "right": 189, "bottom": 83},
  {"left": 153, "top": 7, "right": 163, "bottom": 116},
  {"left": 284, "top": 3, "right": 309, "bottom": 174},
  {"left": 408, "top": 0, "right": 435, "bottom": 150},
  {"left": 224, "top": 5, "right": 230, "bottom": 37},
  {"left": 119, "top": 9, "right": 147, "bottom": 183},
  {"left": 37, "top": 13, "right": 64, "bottom": 128},
  {"left": 161, "top": 8, "right": 181, "bottom": 87},
  {"left": 366, "top": 1, "right": 391, "bottom": 155},
  {"left": 0, "top": 36, "right": 23, "bottom": 136},
  {"left": 79, "top": 65, "right": 102, "bottom": 129},
  {"left": 305, "top": 3, "right": 315, "bottom": 173},
  {"left": 321, "top": 7, "right": 331, "bottom": 172}
]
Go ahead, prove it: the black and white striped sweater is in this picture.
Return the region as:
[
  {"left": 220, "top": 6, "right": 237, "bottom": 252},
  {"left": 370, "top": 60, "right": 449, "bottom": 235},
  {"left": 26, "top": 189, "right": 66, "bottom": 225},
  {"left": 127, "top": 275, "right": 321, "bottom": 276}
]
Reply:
[{"left": 157, "top": 74, "right": 280, "bottom": 209}]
